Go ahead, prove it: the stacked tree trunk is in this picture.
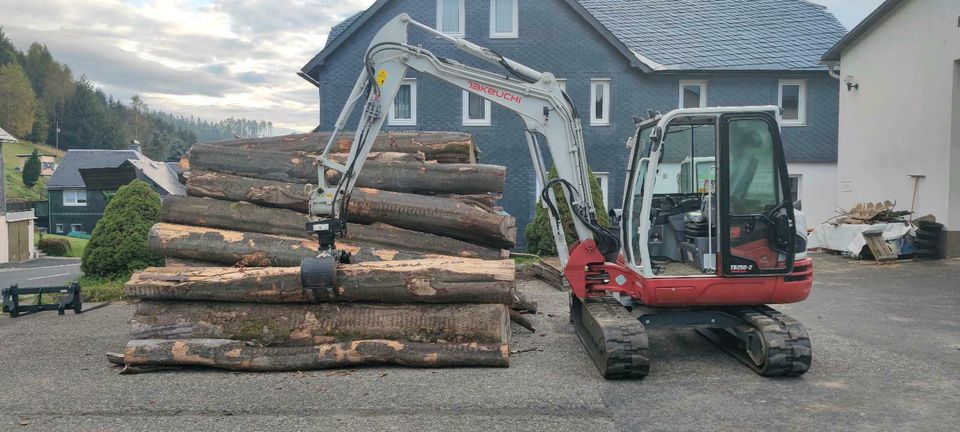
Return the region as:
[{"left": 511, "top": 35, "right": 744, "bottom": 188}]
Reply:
[{"left": 113, "top": 131, "right": 519, "bottom": 373}]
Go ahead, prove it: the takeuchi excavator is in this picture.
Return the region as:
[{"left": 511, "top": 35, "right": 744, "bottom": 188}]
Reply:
[{"left": 301, "top": 13, "right": 814, "bottom": 379}]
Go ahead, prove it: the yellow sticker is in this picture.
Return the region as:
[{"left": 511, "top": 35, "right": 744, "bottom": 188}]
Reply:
[{"left": 376, "top": 70, "right": 388, "bottom": 87}]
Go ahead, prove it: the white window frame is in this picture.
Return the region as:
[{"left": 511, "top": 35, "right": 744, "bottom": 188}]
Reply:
[
  {"left": 788, "top": 174, "right": 802, "bottom": 204},
  {"left": 594, "top": 172, "right": 610, "bottom": 209},
  {"left": 462, "top": 91, "right": 492, "bottom": 126},
  {"left": 55, "top": 224, "right": 63, "bottom": 234},
  {"left": 778, "top": 79, "right": 806, "bottom": 126},
  {"left": 489, "top": 0, "right": 519, "bottom": 38},
  {"left": 590, "top": 79, "right": 611, "bottom": 126},
  {"left": 437, "top": 0, "right": 465, "bottom": 37},
  {"left": 63, "top": 189, "right": 87, "bottom": 206},
  {"left": 679, "top": 80, "right": 708, "bottom": 108},
  {"left": 70, "top": 223, "right": 83, "bottom": 233},
  {"left": 388, "top": 79, "right": 417, "bottom": 126}
]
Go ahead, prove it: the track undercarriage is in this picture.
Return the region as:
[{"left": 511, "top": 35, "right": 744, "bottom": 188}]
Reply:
[{"left": 571, "top": 295, "right": 812, "bottom": 379}]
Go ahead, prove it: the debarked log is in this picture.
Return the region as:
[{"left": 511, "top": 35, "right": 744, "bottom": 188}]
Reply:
[
  {"left": 162, "top": 195, "right": 508, "bottom": 260},
  {"left": 187, "top": 145, "right": 499, "bottom": 194},
  {"left": 201, "top": 131, "right": 476, "bottom": 164},
  {"left": 125, "top": 258, "right": 515, "bottom": 304},
  {"left": 120, "top": 339, "right": 508, "bottom": 372},
  {"left": 147, "top": 223, "right": 443, "bottom": 266},
  {"left": 130, "top": 301, "right": 511, "bottom": 345},
  {"left": 349, "top": 188, "right": 516, "bottom": 249}
]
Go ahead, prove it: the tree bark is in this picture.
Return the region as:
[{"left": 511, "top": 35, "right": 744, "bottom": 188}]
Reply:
[
  {"left": 120, "top": 339, "right": 508, "bottom": 372},
  {"left": 161, "top": 195, "right": 508, "bottom": 260},
  {"left": 349, "top": 188, "right": 516, "bottom": 249},
  {"left": 185, "top": 170, "right": 311, "bottom": 212},
  {"left": 125, "top": 258, "right": 515, "bottom": 304},
  {"left": 164, "top": 257, "right": 219, "bottom": 267},
  {"left": 130, "top": 301, "right": 510, "bottom": 345},
  {"left": 201, "top": 131, "right": 476, "bottom": 163},
  {"left": 186, "top": 170, "right": 502, "bottom": 220},
  {"left": 343, "top": 222, "right": 508, "bottom": 260},
  {"left": 187, "top": 145, "right": 498, "bottom": 194},
  {"left": 148, "top": 223, "right": 443, "bottom": 266},
  {"left": 324, "top": 162, "right": 505, "bottom": 195}
]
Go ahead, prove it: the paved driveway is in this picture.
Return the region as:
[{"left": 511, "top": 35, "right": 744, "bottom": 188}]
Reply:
[
  {"left": 0, "top": 254, "right": 957, "bottom": 431},
  {"left": 0, "top": 258, "right": 81, "bottom": 289}
]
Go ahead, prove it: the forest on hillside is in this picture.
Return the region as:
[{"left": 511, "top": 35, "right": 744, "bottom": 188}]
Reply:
[{"left": 0, "top": 28, "right": 273, "bottom": 162}]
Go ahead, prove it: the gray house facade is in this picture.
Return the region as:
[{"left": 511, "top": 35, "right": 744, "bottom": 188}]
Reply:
[{"left": 301, "top": 0, "right": 846, "bottom": 248}]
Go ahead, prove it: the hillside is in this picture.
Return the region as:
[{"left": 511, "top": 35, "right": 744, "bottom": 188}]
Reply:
[{"left": 3, "top": 140, "right": 65, "bottom": 201}]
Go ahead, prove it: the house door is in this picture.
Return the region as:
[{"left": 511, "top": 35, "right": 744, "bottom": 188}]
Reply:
[{"left": 8, "top": 220, "right": 30, "bottom": 262}]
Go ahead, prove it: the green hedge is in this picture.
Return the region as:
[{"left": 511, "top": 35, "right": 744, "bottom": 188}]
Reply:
[
  {"left": 81, "top": 180, "right": 163, "bottom": 278},
  {"left": 524, "top": 167, "right": 609, "bottom": 256}
]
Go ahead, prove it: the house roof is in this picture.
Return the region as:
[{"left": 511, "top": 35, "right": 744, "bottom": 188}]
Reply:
[
  {"left": 47, "top": 149, "right": 185, "bottom": 195},
  {"left": 0, "top": 126, "right": 18, "bottom": 143},
  {"left": 302, "top": 0, "right": 846, "bottom": 79},
  {"left": 820, "top": 0, "right": 903, "bottom": 62},
  {"left": 576, "top": 0, "right": 846, "bottom": 71}
]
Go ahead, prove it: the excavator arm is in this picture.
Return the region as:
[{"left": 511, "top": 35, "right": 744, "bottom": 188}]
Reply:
[{"left": 307, "top": 13, "right": 617, "bottom": 265}]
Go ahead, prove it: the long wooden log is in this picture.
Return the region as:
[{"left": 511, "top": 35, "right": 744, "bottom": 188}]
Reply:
[
  {"left": 125, "top": 258, "right": 515, "bottom": 303},
  {"left": 185, "top": 170, "right": 311, "bottom": 212},
  {"left": 161, "top": 195, "right": 508, "bottom": 259},
  {"left": 324, "top": 162, "right": 505, "bottom": 195},
  {"left": 120, "top": 339, "right": 508, "bottom": 372},
  {"left": 130, "top": 301, "right": 510, "bottom": 345},
  {"left": 187, "top": 145, "right": 498, "bottom": 194},
  {"left": 148, "top": 223, "right": 443, "bottom": 266},
  {"left": 201, "top": 131, "right": 476, "bottom": 163},
  {"left": 350, "top": 188, "right": 516, "bottom": 249},
  {"left": 186, "top": 169, "right": 501, "bottom": 217}
]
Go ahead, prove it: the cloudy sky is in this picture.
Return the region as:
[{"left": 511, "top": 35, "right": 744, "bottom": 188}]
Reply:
[{"left": 0, "top": 0, "right": 884, "bottom": 133}]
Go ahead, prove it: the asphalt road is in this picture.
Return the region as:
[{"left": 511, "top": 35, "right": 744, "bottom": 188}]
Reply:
[
  {"left": 0, "top": 254, "right": 957, "bottom": 431},
  {"left": 0, "top": 258, "right": 81, "bottom": 289}
]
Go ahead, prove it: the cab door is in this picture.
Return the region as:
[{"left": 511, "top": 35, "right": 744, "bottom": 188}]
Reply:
[{"left": 718, "top": 113, "right": 795, "bottom": 276}]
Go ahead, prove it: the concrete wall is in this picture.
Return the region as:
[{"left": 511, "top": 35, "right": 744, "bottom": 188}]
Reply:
[
  {"left": 789, "top": 162, "right": 837, "bottom": 229},
  {"left": 312, "top": 0, "right": 840, "bottom": 248},
  {"left": 835, "top": 0, "right": 960, "bottom": 241}
]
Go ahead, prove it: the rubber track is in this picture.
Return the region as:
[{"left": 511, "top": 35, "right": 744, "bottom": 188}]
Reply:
[
  {"left": 700, "top": 306, "right": 812, "bottom": 377},
  {"left": 572, "top": 295, "right": 650, "bottom": 379}
]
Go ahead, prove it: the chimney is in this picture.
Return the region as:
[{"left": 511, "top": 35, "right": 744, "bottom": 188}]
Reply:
[{"left": 129, "top": 139, "right": 142, "bottom": 153}]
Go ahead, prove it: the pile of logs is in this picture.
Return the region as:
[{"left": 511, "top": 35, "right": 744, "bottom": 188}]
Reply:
[{"left": 110, "top": 131, "right": 525, "bottom": 373}]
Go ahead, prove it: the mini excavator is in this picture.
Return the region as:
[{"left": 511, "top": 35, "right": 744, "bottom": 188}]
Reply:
[{"left": 301, "top": 13, "right": 813, "bottom": 379}]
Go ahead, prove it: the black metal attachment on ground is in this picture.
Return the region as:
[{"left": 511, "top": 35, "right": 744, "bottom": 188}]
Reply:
[{"left": 1, "top": 282, "right": 82, "bottom": 318}]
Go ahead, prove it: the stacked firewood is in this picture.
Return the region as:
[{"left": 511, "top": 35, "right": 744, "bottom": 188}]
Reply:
[{"left": 110, "top": 132, "right": 523, "bottom": 373}]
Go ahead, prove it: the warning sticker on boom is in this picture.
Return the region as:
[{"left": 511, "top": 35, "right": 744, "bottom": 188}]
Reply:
[{"left": 376, "top": 70, "right": 388, "bottom": 87}]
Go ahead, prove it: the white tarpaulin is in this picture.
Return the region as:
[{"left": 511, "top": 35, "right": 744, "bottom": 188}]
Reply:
[{"left": 808, "top": 223, "right": 912, "bottom": 255}]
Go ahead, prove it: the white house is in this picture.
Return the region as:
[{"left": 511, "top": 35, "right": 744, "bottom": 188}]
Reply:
[{"left": 821, "top": 0, "right": 960, "bottom": 256}]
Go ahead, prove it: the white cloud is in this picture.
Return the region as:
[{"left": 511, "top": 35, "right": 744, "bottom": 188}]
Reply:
[{"left": 0, "top": 0, "right": 376, "bottom": 132}]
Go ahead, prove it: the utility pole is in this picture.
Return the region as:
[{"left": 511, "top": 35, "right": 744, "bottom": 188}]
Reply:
[{"left": 55, "top": 119, "right": 60, "bottom": 151}]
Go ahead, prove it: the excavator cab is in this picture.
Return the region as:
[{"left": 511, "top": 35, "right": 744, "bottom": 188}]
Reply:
[{"left": 622, "top": 107, "right": 798, "bottom": 279}]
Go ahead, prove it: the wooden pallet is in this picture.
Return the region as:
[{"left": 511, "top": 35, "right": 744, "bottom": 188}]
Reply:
[{"left": 862, "top": 229, "right": 898, "bottom": 262}]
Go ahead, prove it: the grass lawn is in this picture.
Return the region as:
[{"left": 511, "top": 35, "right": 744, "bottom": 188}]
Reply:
[
  {"left": 35, "top": 233, "right": 88, "bottom": 258},
  {"left": 3, "top": 140, "right": 64, "bottom": 201},
  {"left": 77, "top": 276, "right": 126, "bottom": 302}
]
